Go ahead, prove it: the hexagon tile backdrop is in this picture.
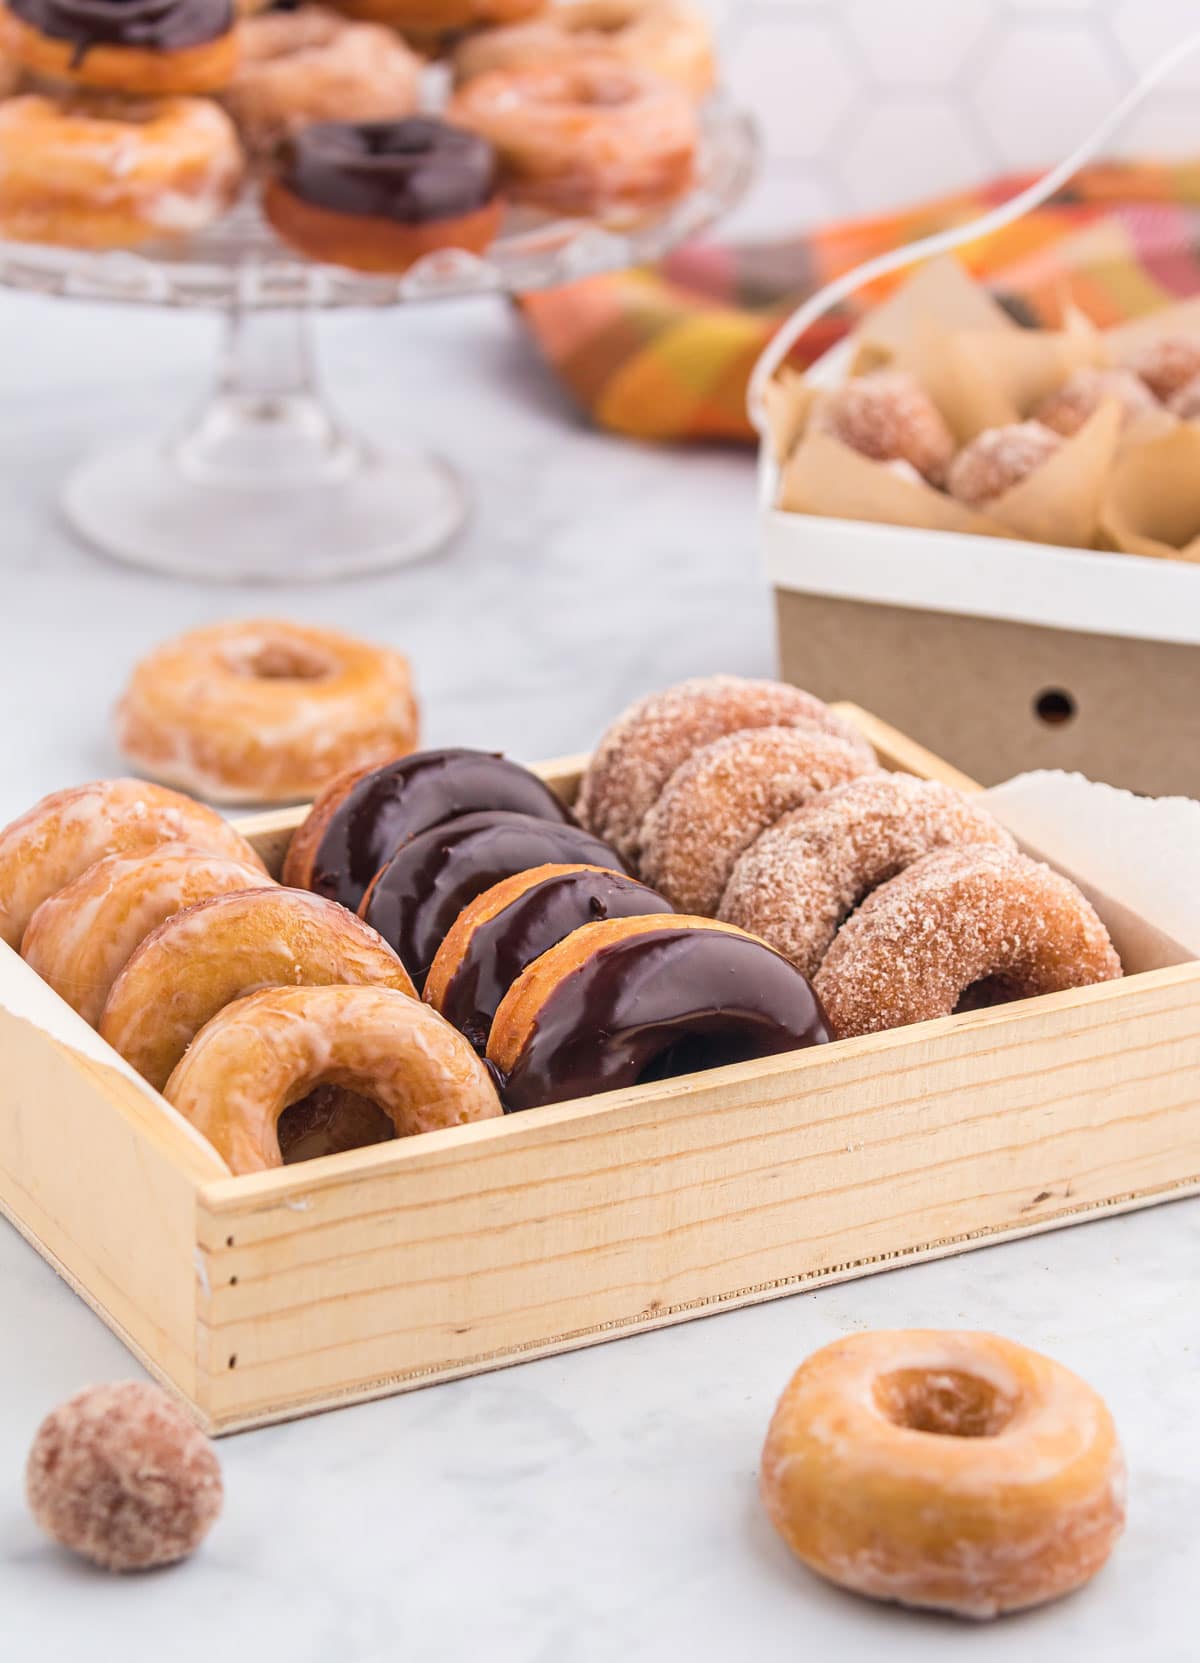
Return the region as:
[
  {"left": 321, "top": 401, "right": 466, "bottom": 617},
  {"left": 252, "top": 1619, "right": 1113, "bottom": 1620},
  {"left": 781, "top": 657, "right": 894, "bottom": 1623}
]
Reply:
[{"left": 714, "top": 0, "right": 1200, "bottom": 237}]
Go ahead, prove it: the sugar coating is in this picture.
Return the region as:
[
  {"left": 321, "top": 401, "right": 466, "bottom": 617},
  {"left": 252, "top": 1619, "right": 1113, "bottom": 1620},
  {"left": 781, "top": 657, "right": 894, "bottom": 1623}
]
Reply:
[
  {"left": 1033, "top": 367, "right": 1158, "bottom": 438},
  {"left": 719, "top": 773, "right": 1013, "bottom": 977},
  {"left": 814, "top": 843, "right": 1122, "bottom": 1039},
  {"left": 946, "top": 421, "right": 1063, "bottom": 508},
  {"left": 1127, "top": 334, "right": 1200, "bottom": 402},
  {"left": 26, "top": 1382, "right": 222, "bottom": 1572},
  {"left": 576, "top": 676, "right": 873, "bottom": 863},
  {"left": 812, "top": 371, "right": 955, "bottom": 484},
  {"left": 1168, "top": 370, "right": 1200, "bottom": 421},
  {"left": 640, "top": 725, "right": 878, "bottom": 915}
]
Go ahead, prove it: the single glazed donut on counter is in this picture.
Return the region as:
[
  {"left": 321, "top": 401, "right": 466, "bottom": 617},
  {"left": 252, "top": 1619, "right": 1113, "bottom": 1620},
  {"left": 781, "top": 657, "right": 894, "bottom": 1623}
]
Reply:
[
  {"left": 0, "top": 93, "right": 243, "bottom": 249},
  {"left": 164, "top": 984, "right": 503, "bottom": 1174},
  {"left": 333, "top": 0, "right": 541, "bottom": 39},
  {"left": 1033, "top": 366, "right": 1159, "bottom": 438},
  {"left": 946, "top": 420, "right": 1064, "bottom": 509},
  {"left": 284, "top": 746, "right": 578, "bottom": 910},
  {"left": 0, "top": 0, "right": 238, "bottom": 93},
  {"left": 425, "top": 862, "right": 672, "bottom": 1050},
  {"left": 453, "top": 0, "right": 716, "bottom": 102},
  {"left": 814, "top": 843, "right": 1122, "bottom": 1038},
  {"left": 761, "top": 1330, "right": 1125, "bottom": 1618},
  {"left": 100, "top": 885, "right": 416, "bottom": 1091},
  {"left": 719, "top": 773, "right": 1016, "bottom": 977},
  {"left": 488, "top": 915, "right": 831, "bottom": 1112},
  {"left": 447, "top": 58, "right": 698, "bottom": 219},
  {"left": 222, "top": 6, "right": 423, "bottom": 160},
  {"left": 811, "top": 370, "right": 956, "bottom": 485},
  {"left": 265, "top": 117, "right": 502, "bottom": 274},
  {"left": 0, "top": 777, "right": 266, "bottom": 950},
  {"left": 114, "top": 619, "right": 419, "bottom": 803}
]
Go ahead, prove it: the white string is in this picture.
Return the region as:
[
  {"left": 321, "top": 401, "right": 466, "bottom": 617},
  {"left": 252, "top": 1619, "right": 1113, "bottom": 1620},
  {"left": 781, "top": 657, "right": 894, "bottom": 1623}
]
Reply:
[{"left": 746, "top": 27, "right": 1200, "bottom": 433}]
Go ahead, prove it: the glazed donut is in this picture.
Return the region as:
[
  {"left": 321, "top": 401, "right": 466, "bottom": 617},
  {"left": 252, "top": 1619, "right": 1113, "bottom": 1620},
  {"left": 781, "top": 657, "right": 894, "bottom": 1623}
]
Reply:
[
  {"left": 20, "top": 845, "right": 271, "bottom": 1025},
  {"left": 489, "top": 914, "right": 831, "bottom": 1111},
  {"left": 114, "top": 619, "right": 419, "bottom": 804},
  {"left": 223, "top": 7, "right": 422, "bottom": 160},
  {"left": 361, "top": 809, "right": 626, "bottom": 987},
  {"left": 164, "top": 984, "right": 502, "bottom": 1174},
  {"left": 0, "top": 93, "right": 242, "bottom": 249},
  {"left": 718, "top": 774, "right": 1015, "bottom": 978},
  {"left": 761, "top": 1330, "right": 1125, "bottom": 1618},
  {"left": 283, "top": 747, "right": 577, "bottom": 912},
  {"left": 1125, "top": 333, "right": 1200, "bottom": 402},
  {"left": 814, "top": 843, "right": 1122, "bottom": 1038},
  {"left": 99, "top": 884, "right": 415, "bottom": 1091},
  {"left": 0, "top": 778, "right": 266, "bottom": 950},
  {"left": 447, "top": 58, "right": 698, "bottom": 218},
  {"left": 425, "top": 862, "right": 672, "bottom": 1050},
  {"left": 453, "top": 0, "right": 716, "bottom": 101},
  {"left": 265, "top": 117, "right": 501, "bottom": 275},
  {"left": 576, "top": 676, "right": 872, "bottom": 865},
  {"left": 639, "top": 726, "right": 877, "bottom": 915},
  {"left": 333, "top": 0, "right": 541, "bottom": 42},
  {"left": 812, "top": 371, "right": 955, "bottom": 485},
  {"left": 0, "top": 0, "right": 237, "bottom": 93},
  {"left": 946, "top": 421, "right": 1063, "bottom": 508},
  {"left": 1033, "top": 366, "right": 1159, "bottom": 438}
]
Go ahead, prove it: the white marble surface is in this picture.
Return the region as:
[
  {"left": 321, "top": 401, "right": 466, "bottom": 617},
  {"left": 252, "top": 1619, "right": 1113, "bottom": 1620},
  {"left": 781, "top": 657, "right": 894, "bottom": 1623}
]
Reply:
[{"left": 0, "top": 293, "right": 1197, "bottom": 1662}]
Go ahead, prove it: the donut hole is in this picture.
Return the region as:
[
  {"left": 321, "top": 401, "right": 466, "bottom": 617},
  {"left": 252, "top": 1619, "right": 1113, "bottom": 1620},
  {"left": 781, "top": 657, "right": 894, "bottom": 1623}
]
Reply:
[
  {"left": 224, "top": 640, "right": 335, "bottom": 682},
  {"left": 954, "top": 974, "right": 1021, "bottom": 1014},
  {"left": 277, "top": 1082, "right": 395, "bottom": 1163},
  {"left": 637, "top": 1030, "right": 765, "bottom": 1084},
  {"left": 875, "top": 1368, "right": 1016, "bottom": 1438}
]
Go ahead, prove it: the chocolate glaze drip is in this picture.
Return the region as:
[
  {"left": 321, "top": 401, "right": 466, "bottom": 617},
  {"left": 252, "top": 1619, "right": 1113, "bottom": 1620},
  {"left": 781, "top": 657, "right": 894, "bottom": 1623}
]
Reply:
[
  {"left": 9, "top": 0, "right": 233, "bottom": 59},
  {"left": 312, "top": 749, "right": 577, "bottom": 913},
  {"left": 499, "top": 926, "right": 831, "bottom": 1112},
  {"left": 362, "top": 811, "right": 627, "bottom": 988},
  {"left": 278, "top": 119, "right": 499, "bottom": 225},
  {"left": 441, "top": 867, "right": 672, "bottom": 1052}
]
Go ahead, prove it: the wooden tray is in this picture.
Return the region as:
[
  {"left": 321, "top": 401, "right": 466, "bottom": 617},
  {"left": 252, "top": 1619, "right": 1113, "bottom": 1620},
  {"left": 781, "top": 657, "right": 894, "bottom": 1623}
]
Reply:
[{"left": 2, "top": 707, "right": 1197, "bottom": 1435}]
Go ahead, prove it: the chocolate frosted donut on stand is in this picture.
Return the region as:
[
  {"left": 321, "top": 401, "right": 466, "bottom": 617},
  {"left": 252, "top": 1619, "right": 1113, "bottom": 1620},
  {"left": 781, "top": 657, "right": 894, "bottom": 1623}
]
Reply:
[
  {"left": 814, "top": 843, "right": 1122, "bottom": 1039},
  {"left": 425, "top": 862, "right": 672, "bottom": 1050},
  {"left": 719, "top": 774, "right": 1015, "bottom": 978},
  {"left": 577, "top": 676, "right": 873, "bottom": 865},
  {"left": 640, "top": 725, "right": 877, "bottom": 915},
  {"left": 284, "top": 748, "right": 578, "bottom": 911},
  {"left": 360, "top": 809, "right": 626, "bottom": 988},
  {"left": 0, "top": 0, "right": 238, "bottom": 93},
  {"left": 489, "top": 914, "right": 831, "bottom": 1112}
]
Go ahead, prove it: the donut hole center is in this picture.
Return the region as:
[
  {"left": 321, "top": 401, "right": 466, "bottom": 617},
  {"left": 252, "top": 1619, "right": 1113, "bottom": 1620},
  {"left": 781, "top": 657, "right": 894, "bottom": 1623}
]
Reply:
[
  {"left": 277, "top": 1083, "right": 395, "bottom": 1164},
  {"left": 955, "top": 975, "right": 1021, "bottom": 1013},
  {"left": 225, "top": 640, "right": 335, "bottom": 682},
  {"left": 875, "top": 1368, "right": 1016, "bottom": 1438},
  {"left": 638, "top": 1030, "right": 763, "bottom": 1084}
]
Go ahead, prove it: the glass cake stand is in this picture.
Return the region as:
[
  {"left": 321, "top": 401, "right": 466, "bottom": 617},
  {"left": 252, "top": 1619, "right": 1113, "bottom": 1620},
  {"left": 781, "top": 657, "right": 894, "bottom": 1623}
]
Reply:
[{"left": 0, "top": 98, "right": 755, "bottom": 583}]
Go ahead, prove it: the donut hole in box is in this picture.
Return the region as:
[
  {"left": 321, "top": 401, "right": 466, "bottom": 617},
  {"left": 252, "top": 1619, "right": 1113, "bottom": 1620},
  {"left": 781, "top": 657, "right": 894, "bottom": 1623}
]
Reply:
[
  {"left": 276, "top": 1082, "right": 396, "bottom": 1162},
  {"left": 873, "top": 1367, "right": 1017, "bottom": 1440}
]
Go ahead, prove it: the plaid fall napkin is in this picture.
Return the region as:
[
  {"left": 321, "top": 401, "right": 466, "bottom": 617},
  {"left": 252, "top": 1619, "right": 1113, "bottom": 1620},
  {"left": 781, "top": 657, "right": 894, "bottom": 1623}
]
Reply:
[{"left": 519, "top": 162, "right": 1200, "bottom": 443}]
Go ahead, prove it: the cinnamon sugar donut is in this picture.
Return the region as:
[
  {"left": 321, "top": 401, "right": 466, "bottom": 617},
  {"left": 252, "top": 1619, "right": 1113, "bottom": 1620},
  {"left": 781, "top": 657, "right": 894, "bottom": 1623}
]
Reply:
[
  {"left": 21, "top": 845, "right": 271, "bottom": 1025},
  {"left": 1126, "top": 334, "right": 1200, "bottom": 402},
  {"left": 1033, "top": 366, "right": 1158, "bottom": 438},
  {"left": 814, "top": 844, "right": 1122, "bottom": 1038},
  {"left": 0, "top": 778, "right": 266, "bottom": 950},
  {"left": 165, "top": 983, "right": 502, "bottom": 1173},
  {"left": 100, "top": 884, "right": 415, "bottom": 1091},
  {"left": 946, "top": 421, "right": 1063, "bottom": 508},
  {"left": 577, "top": 676, "right": 872, "bottom": 864},
  {"left": 718, "top": 774, "right": 1014, "bottom": 978},
  {"left": 114, "top": 619, "right": 419, "bottom": 804},
  {"left": 639, "top": 726, "right": 877, "bottom": 915},
  {"left": 812, "top": 371, "right": 955, "bottom": 485},
  {"left": 761, "top": 1330, "right": 1125, "bottom": 1618}
]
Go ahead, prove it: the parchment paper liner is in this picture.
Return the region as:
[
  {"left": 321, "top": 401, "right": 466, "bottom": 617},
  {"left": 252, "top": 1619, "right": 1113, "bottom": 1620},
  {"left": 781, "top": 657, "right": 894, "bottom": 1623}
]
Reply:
[{"left": 1100, "top": 422, "right": 1200, "bottom": 563}]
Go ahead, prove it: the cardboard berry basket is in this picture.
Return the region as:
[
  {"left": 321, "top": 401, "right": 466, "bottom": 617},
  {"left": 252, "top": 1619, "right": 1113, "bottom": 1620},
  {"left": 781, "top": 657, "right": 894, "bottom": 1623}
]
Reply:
[{"left": 1, "top": 705, "right": 1198, "bottom": 1436}]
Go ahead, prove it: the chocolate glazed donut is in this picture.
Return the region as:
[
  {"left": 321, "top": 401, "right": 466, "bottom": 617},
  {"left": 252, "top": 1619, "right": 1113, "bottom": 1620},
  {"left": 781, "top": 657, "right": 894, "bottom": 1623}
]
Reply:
[
  {"left": 7, "top": 0, "right": 232, "bottom": 58},
  {"left": 489, "top": 916, "right": 832, "bottom": 1112},
  {"left": 361, "top": 810, "right": 627, "bottom": 988},
  {"left": 278, "top": 118, "right": 497, "bottom": 224}
]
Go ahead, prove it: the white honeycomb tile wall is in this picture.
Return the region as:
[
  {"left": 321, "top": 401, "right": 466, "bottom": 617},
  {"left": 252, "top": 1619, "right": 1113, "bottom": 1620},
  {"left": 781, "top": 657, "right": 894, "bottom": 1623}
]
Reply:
[{"left": 714, "top": 0, "right": 1200, "bottom": 236}]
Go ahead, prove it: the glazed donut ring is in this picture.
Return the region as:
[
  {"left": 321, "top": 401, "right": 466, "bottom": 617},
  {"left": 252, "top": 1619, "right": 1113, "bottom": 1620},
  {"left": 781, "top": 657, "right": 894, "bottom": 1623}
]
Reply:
[
  {"left": 639, "top": 726, "right": 878, "bottom": 915},
  {"left": 114, "top": 619, "right": 419, "bottom": 804},
  {"left": 0, "top": 0, "right": 238, "bottom": 94},
  {"left": 577, "top": 676, "right": 873, "bottom": 864},
  {"left": 20, "top": 845, "right": 271, "bottom": 1025},
  {"left": 719, "top": 774, "right": 1016, "bottom": 977},
  {"left": 814, "top": 843, "right": 1122, "bottom": 1038},
  {"left": 761, "top": 1329, "right": 1125, "bottom": 1618},
  {"left": 0, "top": 778, "right": 267, "bottom": 950},
  {"left": 99, "top": 885, "right": 415, "bottom": 1092},
  {"left": 165, "top": 984, "right": 503, "bottom": 1174},
  {"left": 489, "top": 914, "right": 831, "bottom": 1112}
]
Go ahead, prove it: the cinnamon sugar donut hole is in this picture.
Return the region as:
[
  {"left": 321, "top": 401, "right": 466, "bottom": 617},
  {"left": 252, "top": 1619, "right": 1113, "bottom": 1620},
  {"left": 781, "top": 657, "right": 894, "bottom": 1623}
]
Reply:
[
  {"left": 946, "top": 421, "right": 1063, "bottom": 508},
  {"left": 812, "top": 371, "right": 955, "bottom": 485},
  {"left": 1168, "top": 370, "right": 1200, "bottom": 420},
  {"left": 1126, "top": 333, "right": 1200, "bottom": 402},
  {"left": 1033, "top": 366, "right": 1158, "bottom": 438},
  {"left": 718, "top": 774, "right": 1014, "bottom": 978},
  {"left": 814, "top": 843, "right": 1122, "bottom": 1038},
  {"left": 115, "top": 618, "right": 419, "bottom": 804},
  {"left": 761, "top": 1330, "right": 1125, "bottom": 1618},
  {"left": 639, "top": 726, "right": 877, "bottom": 915},
  {"left": 577, "top": 676, "right": 872, "bottom": 865}
]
